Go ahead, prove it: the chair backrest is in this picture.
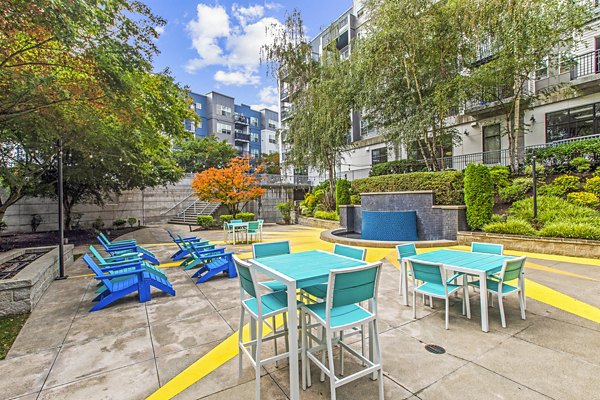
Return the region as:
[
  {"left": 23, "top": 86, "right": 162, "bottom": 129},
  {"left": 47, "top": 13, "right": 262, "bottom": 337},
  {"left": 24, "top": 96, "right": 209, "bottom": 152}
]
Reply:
[
  {"left": 252, "top": 241, "right": 291, "bottom": 258},
  {"left": 500, "top": 256, "right": 526, "bottom": 282},
  {"left": 83, "top": 254, "right": 113, "bottom": 292},
  {"left": 165, "top": 229, "right": 177, "bottom": 241},
  {"left": 89, "top": 246, "right": 106, "bottom": 263},
  {"left": 326, "top": 262, "right": 382, "bottom": 311},
  {"left": 99, "top": 232, "right": 113, "bottom": 244},
  {"left": 396, "top": 243, "right": 417, "bottom": 260},
  {"left": 97, "top": 234, "right": 109, "bottom": 245},
  {"left": 408, "top": 260, "right": 445, "bottom": 286},
  {"left": 231, "top": 219, "right": 243, "bottom": 224},
  {"left": 334, "top": 243, "right": 366, "bottom": 261},
  {"left": 471, "top": 242, "right": 503, "bottom": 255},
  {"left": 232, "top": 256, "right": 259, "bottom": 299},
  {"left": 247, "top": 221, "right": 260, "bottom": 230},
  {"left": 257, "top": 219, "right": 264, "bottom": 227}
]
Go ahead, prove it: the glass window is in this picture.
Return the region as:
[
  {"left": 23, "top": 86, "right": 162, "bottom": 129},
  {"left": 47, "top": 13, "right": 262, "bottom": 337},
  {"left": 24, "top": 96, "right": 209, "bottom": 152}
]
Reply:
[
  {"left": 251, "top": 117, "right": 259, "bottom": 126},
  {"left": 251, "top": 132, "right": 259, "bottom": 142},
  {"left": 195, "top": 103, "right": 202, "bottom": 109},
  {"left": 483, "top": 124, "right": 501, "bottom": 164},
  {"left": 371, "top": 147, "right": 388, "bottom": 165},
  {"left": 217, "top": 122, "right": 231, "bottom": 135},
  {"left": 546, "top": 103, "right": 599, "bottom": 142},
  {"left": 268, "top": 119, "right": 277, "bottom": 129},
  {"left": 217, "top": 104, "right": 231, "bottom": 117},
  {"left": 269, "top": 133, "right": 276, "bottom": 144},
  {"left": 250, "top": 148, "right": 260, "bottom": 157}
]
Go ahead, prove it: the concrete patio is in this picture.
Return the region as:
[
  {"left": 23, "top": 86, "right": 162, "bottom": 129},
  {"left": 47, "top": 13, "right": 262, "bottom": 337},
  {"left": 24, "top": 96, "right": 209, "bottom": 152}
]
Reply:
[{"left": 1, "top": 224, "right": 599, "bottom": 400}]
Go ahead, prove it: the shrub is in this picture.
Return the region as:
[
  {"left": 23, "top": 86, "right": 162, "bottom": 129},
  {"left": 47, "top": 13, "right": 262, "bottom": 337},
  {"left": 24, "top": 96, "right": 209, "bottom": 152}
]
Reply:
[
  {"left": 314, "top": 210, "right": 339, "bottom": 221},
  {"left": 528, "top": 138, "right": 600, "bottom": 173},
  {"left": 464, "top": 164, "right": 493, "bottom": 229},
  {"left": 91, "top": 217, "right": 104, "bottom": 231},
  {"left": 277, "top": 202, "right": 292, "bottom": 224},
  {"left": 71, "top": 213, "right": 83, "bottom": 229},
  {"left": 127, "top": 216, "right": 137, "bottom": 228},
  {"left": 351, "top": 170, "right": 464, "bottom": 205},
  {"left": 113, "top": 218, "right": 127, "bottom": 228},
  {"left": 508, "top": 196, "right": 600, "bottom": 225},
  {"left": 566, "top": 192, "right": 600, "bottom": 208},
  {"left": 197, "top": 215, "right": 214, "bottom": 228},
  {"left": 539, "top": 222, "right": 600, "bottom": 241},
  {"left": 552, "top": 175, "right": 580, "bottom": 196},
  {"left": 350, "top": 194, "right": 361, "bottom": 205},
  {"left": 537, "top": 184, "right": 565, "bottom": 197},
  {"left": 524, "top": 163, "right": 545, "bottom": 178},
  {"left": 489, "top": 166, "right": 510, "bottom": 192},
  {"left": 236, "top": 212, "right": 255, "bottom": 222},
  {"left": 584, "top": 176, "right": 600, "bottom": 197},
  {"left": 313, "top": 189, "right": 324, "bottom": 205},
  {"left": 30, "top": 214, "right": 42, "bottom": 232},
  {"left": 220, "top": 214, "right": 233, "bottom": 223},
  {"left": 498, "top": 177, "right": 533, "bottom": 203},
  {"left": 483, "top": 218, "right": 537, "bottom": 236},
  {"left": 335, "top": 179, "right": 351, "bottom": 212},
  {"left": 569, "top": 156, "right": 591, "bottom": 173},
  {"left": 369, "top": 159, "right": 426, "bottom": 176},
  {"left": 302, "top": 193, "right": 317, "bottom": 209}
]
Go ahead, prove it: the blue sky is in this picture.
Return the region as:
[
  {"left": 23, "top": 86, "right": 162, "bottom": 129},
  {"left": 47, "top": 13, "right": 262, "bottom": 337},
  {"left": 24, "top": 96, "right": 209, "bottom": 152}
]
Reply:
[{"left": 144, "top": 1, "right": 352, "bottom": 111}]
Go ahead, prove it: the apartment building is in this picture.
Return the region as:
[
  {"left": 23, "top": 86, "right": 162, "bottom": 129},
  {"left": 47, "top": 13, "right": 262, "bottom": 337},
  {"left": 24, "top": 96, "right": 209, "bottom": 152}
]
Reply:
[
  {"left": 184, "top": 91, "right": 279, "bottom": 158},
  {"left": 279, "top": 0, "right": 600, "bottom": 181}
]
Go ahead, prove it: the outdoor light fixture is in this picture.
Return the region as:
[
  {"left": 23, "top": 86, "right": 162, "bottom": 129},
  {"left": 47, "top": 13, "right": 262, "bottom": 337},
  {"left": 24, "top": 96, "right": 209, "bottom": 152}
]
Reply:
[
  {"left": 463, "top": 129, "right": 469, "bottom": 136},
  {"left": 530, "top": 115, "right": 536, "bottom": 123}
]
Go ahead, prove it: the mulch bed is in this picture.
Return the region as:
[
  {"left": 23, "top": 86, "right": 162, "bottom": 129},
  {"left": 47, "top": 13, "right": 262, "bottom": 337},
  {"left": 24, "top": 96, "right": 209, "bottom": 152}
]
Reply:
[{"left": 0, "top": 228, "right": 140, "bottom": 251}]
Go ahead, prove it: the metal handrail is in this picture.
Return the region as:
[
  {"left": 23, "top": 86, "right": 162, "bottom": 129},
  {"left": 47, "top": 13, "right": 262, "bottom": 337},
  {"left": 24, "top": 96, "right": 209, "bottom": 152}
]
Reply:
[{"left": 161, "top": 191, "right": 196, "bottom": 216}]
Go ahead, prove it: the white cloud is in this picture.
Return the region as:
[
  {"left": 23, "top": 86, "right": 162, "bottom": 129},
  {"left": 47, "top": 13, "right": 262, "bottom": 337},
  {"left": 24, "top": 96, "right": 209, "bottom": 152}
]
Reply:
[
  {"left": 155, "top": 26, "right": 165, "bottom": 36},
  {"left": 250, "top": 86, "right": 280, "bottom": 111},
  {"left": 184, "top": 3, "right": 283, "bottom": 86},
  {"left": 214, "top": 70, "right": 260, "bottom": 86}
]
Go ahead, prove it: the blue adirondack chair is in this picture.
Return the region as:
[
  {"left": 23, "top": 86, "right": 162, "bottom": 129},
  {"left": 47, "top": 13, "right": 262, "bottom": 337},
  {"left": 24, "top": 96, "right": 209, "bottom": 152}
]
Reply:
[
  {"left": 182, "top": 246, "right": 227, "bottom": 271},
  {"left": 99, "top": 232, "right": 136, "bottom": 246},
  {"left": 165, "top": 229, "right": 203, "bottom": 261},
  {"left": 190, "top": 251, "right": 236, "bottom": 284},
  {"left": 89, "top": 246, "right": 167, "bottom": 280},
  {"left": 83, "top": 254, "right": 175, "bottom": 311},
  {"left": 96, "top": 235, "right": 160, "bottom": 265}
]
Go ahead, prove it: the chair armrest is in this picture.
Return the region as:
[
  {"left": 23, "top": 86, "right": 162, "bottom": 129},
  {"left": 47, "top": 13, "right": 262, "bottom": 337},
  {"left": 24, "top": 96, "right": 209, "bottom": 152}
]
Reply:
[
  {"left": 447, "top": 272, "right": 463, "bottom": 283},
  {"left": 99, "top": 260, "right": 143, "bottom": 269},
  {"left": 93, "top": 269, "right": 144, "bottom": 279}
]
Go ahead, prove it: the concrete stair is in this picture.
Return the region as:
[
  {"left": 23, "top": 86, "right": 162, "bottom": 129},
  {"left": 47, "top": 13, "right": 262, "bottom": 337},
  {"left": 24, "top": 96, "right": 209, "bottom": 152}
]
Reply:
[{"left": 168, "top": 200, "right": 221, "bottom": 225}]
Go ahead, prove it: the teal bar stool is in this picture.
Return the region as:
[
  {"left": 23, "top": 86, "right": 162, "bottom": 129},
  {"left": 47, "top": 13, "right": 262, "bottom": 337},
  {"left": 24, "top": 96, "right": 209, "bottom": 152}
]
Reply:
[
  {"left": 233, "top": 256, "right": 294, "bottom": 399},
  {"left": 407, "top": 259, "right": 471, "bottom": 330},
  {"left": 469, "top": 256, "right": 527, "bottom": 328},
  {"left": 396, "top": 243, "right": 434, "bottom": 307},
  {"left": 301, "top": 262, "right": 384, "bottom": 400}
]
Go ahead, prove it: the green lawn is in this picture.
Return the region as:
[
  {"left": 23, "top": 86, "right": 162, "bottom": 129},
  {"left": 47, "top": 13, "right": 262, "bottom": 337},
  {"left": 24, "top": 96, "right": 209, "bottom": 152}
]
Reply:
[{"left": 0, "top": 313, "right": 29, "bottom": 359}]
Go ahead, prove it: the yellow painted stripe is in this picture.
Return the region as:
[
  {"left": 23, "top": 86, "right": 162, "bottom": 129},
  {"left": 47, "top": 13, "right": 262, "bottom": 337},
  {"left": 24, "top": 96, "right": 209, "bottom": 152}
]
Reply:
[
  {"left": 524, "top": 279, "right": 600, "bottom": 323},
  {"left": 525, "top": 262, "right": 599, "bottom": 282},
  {"left": 147, "top": 317, "right": 281, "bottom": 400}
]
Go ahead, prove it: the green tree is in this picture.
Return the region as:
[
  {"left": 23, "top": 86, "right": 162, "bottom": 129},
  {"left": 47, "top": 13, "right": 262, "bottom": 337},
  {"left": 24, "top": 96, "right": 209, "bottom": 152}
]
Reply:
[
  {"left": 464, "top": 164, "right": 494, "bottom": 230},
  {"left": 258, "top": 152, "right": 281, "bottom": 175},
  {"left": 262, "top": 12, "right": 353, "bottom": 203},
  {"left": 354, "top": 0, "right": 467, "bottom": 171},
  {"left": 174, "top": 136, "right": 237, "bottom": 173},
  {"left": 459, "top": 0, "right": 591, "bottom": 171}
]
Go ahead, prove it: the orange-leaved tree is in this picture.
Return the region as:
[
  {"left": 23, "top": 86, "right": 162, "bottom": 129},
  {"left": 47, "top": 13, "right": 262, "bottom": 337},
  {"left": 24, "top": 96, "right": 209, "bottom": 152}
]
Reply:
[{"left": 191, "top": 157, "right": 265, "bottom": 215}]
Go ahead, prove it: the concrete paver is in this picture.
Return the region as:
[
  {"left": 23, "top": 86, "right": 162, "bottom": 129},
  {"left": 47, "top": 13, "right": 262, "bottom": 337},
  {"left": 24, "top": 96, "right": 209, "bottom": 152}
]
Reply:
[{"left": 1, "top": 224, "right": 599, "bottom": 400}]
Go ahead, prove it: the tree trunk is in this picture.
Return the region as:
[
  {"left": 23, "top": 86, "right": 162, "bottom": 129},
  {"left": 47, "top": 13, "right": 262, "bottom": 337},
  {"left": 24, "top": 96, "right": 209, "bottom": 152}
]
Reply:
[
  {"left": 0, "top": 189, "right": 24, "bottom": 228},
  {"left": 327, "top": 157, "right": 337, "bottom": 212},
  {"left": 511, "top": 90, "right": 522, "bottom": 173}
]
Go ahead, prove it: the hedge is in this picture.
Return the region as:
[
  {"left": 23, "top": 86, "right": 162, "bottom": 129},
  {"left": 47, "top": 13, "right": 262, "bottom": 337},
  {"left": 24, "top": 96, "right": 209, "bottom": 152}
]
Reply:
[
  {"left": 528, "top": 138, "right": 600, "bottom": 173},
  {"left": 369, "top": 159, "right": 426, "bottom": 176},
  {"left": 314, "top": 210, "right": 339, "bottom": 221},
  {"left": 464, "top": 164, "right": 494, "bottom": 229},
  {"left": 335, "top": 179, "right": 351, "bottom": 213},
  {"left": 351, "top": 170, "right": 464, "bottom": 205}
]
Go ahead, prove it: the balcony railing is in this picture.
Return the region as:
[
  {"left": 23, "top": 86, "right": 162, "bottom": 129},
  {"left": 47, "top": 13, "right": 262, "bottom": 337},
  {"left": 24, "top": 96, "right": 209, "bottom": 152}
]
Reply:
[
  {"left": 570, "top": 50, "right": 600, "bottom": 80},
  {"left": 234, "top": 132, "right": 250, "bottom": 142},
  {"left": 257, "top": 174, "right": 310, "bottom": 186},
  {"left": 234, "top": 114, "right": 249, "bottom": 125}
]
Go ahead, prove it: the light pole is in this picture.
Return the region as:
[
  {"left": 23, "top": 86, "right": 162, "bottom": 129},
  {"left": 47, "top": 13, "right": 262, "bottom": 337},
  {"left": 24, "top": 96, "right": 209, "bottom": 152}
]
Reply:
[{"left": 56, "top": 139, "right": 66, "bottom": 279}]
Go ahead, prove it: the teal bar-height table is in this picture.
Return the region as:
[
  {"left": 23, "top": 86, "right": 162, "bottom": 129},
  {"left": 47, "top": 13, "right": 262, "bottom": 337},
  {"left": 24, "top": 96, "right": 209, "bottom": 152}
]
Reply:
[
  {"left": 248, "top": 250, "right": 367, "bottom": 400},
  {"left": 405, "top": 249, "right": 516, "bottom": 332}
]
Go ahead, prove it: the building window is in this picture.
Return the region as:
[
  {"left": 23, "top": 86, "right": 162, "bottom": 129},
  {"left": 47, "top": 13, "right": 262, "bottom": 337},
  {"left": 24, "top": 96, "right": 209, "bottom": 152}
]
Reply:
[
  {"left": 269, "top": 133, "right": 276, "bottom": 144},
  {"left": 536, "top": 56, "right": 548, "bottom": 79},
  {"left": 250, "top": 148, "right": 260, "bottom": 158},
  {"left": 217, "top": 122, "right": 231, "bottom": 135},
  {"left": 268, "top": 119, "right": 277, "bottom": 129},
  {"left": 483, "top": 124, "right": 501, "bottom": 164},
  {"left": 251, "top": 132, "right": 259, "bottom": 142},
  {"left": 371, "top": 147, "right": 388, "bottom": 165},
  {"left": 217, "top": 104, "right": 231, "bottom": 117},
  {"left": 195, "top": 103, "right": 202, "bottom": 110},
  {"left": 546, "top": 103, "right": 599, "bottom": 142},
  {"left": 251, "top": 117, "right": 259, "bottom": 127}
]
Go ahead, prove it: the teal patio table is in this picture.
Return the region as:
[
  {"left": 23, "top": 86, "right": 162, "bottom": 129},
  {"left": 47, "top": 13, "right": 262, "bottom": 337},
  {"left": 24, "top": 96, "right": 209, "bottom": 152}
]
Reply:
[
  {"left": 405, "top": 249, "right": 516, "bottom": 332},
  {"left": 228, "top": 222, "right": 249, "bottom": 245},
  {"left": 248, "top": 250, "right": 368, "bottom": 400}
]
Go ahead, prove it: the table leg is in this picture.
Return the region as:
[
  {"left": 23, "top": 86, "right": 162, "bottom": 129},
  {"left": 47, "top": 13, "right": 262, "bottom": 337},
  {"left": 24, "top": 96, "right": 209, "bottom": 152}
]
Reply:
[
  {"left": 479, "top": 272, "right": 489, "bottom": 332},
  {"left": 401, "top": 261, "right": 409, "bottom": 306},
  {"left": 286, "top": 281, "right": 300, "bottom": 400}
]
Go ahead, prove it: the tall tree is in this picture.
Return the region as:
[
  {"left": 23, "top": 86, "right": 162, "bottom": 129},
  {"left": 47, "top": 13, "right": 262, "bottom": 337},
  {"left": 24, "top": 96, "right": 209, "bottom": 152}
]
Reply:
[
  {"left": 174, "top": 136, "right": 238, "bottom": 173},
  {"left": 459, "top": 0, "right": 591, "bottom": 171},
  {"left": 354, "top": 0, "right": 468, "bottom": 171},
  {"left": 262, "top": 11, "right": 353, "bottom": 203},
  {"left": 191, "top": 157, "right": 265, "bottom": 216}
]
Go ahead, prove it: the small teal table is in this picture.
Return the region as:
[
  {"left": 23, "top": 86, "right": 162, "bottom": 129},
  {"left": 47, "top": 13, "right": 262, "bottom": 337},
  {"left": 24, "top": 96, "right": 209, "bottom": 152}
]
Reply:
[
  {"left": 249, "top": 250, "right": 368, "bottom": 400},
  {"left": 226, "top": 222, "right": 249, "bottom": 245},
  {"left": 405, "top": 249, "right": 516, "bottom": 332}
]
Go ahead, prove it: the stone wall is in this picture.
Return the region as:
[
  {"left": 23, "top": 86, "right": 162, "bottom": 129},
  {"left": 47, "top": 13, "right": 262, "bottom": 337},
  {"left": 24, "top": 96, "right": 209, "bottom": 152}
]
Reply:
[
  {"left": 0, "top": 245, "right": 74, "bottom": 316},
  {"left": 297, "top": 216, "right": 341, "bottom": 230},
  {"left": 340, "top": 191, "right": 466, "bottom": 241},
  {"left": 243, "top": 185, "right": 305, "bottom": 223},
  {"left": 457, "top": 231, "right": 600, "bottom": 258}
]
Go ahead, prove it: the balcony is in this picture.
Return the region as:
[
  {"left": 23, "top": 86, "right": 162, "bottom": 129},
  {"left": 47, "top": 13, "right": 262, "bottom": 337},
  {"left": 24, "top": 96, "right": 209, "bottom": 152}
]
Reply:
[
  {"left": 234, "top": 132, "right": 250, "bottom": 142},
  {"left": 234, "top": 114, "right": 249, "bottom": 125},
  {"left": 569, "top": 50, "right": 600, "bottom": 91}
]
